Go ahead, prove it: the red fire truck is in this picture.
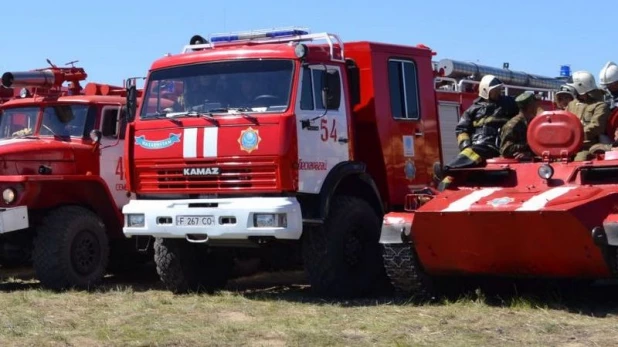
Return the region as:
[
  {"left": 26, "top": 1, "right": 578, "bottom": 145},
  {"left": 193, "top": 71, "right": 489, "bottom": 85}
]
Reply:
[
  {"left": 0, "top": 61, "right": 153, "bottom": 289},
  {"left": 122, "top": 27, "right": 563, "bottom": 296}
]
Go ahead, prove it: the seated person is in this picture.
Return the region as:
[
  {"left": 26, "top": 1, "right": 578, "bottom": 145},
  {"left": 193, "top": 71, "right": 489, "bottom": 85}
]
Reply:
[
  {"left": 40, "top": 107, "right": 73, "bottom": 137},
  {"left": 564, "top": 71, "right": 611, "bottom": 161},
  {"left": 171, "top": 75, "right": 220, "bottom": 112},
  {"left": 433, "top": 75, "right": 519, "bottom": 191},
  {"left": 499, "top": 92, "right": 539, "bottom": 160}
]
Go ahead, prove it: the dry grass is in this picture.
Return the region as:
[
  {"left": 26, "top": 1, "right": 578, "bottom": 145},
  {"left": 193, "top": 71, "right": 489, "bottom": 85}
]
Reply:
[{"left": 0, "top": 266, "right": 618, "bottom": 347}]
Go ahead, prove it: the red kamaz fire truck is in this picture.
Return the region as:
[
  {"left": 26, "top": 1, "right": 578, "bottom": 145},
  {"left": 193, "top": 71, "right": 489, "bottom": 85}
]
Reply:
[
  {"left": 0, "top": 61, "right": 153, "bottom": 289},
  {"left": 122, "top": 27, "right": 564, "bottom": 297}
]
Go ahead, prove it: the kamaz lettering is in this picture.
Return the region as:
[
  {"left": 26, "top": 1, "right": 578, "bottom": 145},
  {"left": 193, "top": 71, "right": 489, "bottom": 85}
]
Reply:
[{"left": 183, "top": 167, "right": 220, "bottom": 176}]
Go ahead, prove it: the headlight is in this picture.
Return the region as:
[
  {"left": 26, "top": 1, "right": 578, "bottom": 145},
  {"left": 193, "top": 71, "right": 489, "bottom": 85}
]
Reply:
[
  {"left": 127, "top": 214, "right": 145, "bottom": 227},
  {"left": 294, "top": 44, "right": 308, "bottom": 59},
  {"left": 253, "top": 213, "right": 287, "bottom": 228},
  {"left": 538, "top": 164, "right": 554, "bottom": 180},
  {"left": 2, "top": 188, "right": 15, "bottom": 204}
]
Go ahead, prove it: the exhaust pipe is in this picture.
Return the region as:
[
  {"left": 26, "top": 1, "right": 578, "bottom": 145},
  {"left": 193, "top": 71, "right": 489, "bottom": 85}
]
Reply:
[{"left": 1, "top": 70, "right": 56, "bottom": 88}]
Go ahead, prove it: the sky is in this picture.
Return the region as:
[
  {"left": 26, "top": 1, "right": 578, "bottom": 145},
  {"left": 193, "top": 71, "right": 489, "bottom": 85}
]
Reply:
[{"left": 1, "top": 0, "right": 615, "bottom": 87}]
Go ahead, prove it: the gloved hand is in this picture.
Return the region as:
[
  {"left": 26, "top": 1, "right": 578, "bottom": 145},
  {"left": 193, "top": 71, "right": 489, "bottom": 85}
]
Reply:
[{"left": 458, "top": 139, "right": 471, "bottom": 151}]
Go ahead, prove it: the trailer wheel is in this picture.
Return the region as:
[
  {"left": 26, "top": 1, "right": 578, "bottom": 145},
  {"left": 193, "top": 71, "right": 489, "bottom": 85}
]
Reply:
[
  {"left": 302, "top": 195, "right": 388, "bottom": 298},
  {"left": 32, "top": 206, "right": 109, "bottom": 290},
  {"left": 154, "top": 238, "right": 232, "bottom": 294},
  {"left": 381, "top": 243, "right": 435, "bottom": 301}
]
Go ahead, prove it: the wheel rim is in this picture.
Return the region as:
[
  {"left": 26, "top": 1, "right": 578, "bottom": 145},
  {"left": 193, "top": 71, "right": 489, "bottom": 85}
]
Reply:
[{"left": 71, "top": 230, "right": 101, "bottom": 276}]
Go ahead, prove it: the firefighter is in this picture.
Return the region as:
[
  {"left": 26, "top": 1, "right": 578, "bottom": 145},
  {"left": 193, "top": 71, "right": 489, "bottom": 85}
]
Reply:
[
  {"left": 554, "top": 85, "right": 576, "bottom": 110},
  {"left": 565, "top": 70, "right": 611, "bottom": 161},
  {"left": 433, "top": 74, "right": 519, "bottom": 190},
  {"left": 598, "top": 61, "right": 618, "bottom": 109},
  {"left": 179, "top": 75, "right": 218, "bottom": 111},
  {"left": 499, "top": 92, "right": 539, "bottom": 159}
]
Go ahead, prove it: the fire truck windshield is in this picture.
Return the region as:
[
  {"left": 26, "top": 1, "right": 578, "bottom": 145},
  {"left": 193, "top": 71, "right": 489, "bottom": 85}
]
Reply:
[
  {"left": 0, "top": 104, "right": 93, "bottom": 139},
  {"left": 140, "top": 59, "right": 294, "bottom": 118}
]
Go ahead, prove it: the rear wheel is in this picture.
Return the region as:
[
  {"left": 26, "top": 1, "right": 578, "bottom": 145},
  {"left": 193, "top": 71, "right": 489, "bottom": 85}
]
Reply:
[
  {"left": 302, "top": 195, "right": 389, "bottom": 298},
  {"left": 32, "top": 206, "right": 109, "bottom": 290},
  {"left": 382, "top": 242, "right": 435, "bottom": 301},
  {"left": 154, "top": 238, "right": 233, "bottom": 294}
]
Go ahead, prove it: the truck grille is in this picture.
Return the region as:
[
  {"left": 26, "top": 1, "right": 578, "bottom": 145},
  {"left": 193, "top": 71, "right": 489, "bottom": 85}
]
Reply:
[{"left": 135, "top": 157, "right": 279, "bottom": 193}]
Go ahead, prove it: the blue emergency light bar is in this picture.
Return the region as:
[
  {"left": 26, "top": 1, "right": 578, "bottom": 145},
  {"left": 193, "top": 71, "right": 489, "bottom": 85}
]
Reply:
[
  {"left": 182, "top": 26, "right": 345, "bottom": 63},
  {"left": 210, "top": 27, "right": 309, "bottom": 43}
]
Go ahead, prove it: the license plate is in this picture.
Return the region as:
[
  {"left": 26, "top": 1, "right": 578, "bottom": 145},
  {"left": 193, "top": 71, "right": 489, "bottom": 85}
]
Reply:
[{"left": 176, "top": 216, "right": 216, "bottom": 226}]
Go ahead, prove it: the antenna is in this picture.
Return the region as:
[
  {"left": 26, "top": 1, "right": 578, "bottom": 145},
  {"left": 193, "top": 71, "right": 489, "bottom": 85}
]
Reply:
[
  {"left": 46, "top": 59, "right": 57, "bottom": 68},
  {"left": 65, "top": 60, "right": 79, "bottom": 67}
]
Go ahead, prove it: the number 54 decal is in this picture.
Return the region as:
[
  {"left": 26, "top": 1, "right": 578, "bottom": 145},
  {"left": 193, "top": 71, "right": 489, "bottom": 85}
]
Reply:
[{"left": 320, "top": 118, "right": 337, "bottom": 142}]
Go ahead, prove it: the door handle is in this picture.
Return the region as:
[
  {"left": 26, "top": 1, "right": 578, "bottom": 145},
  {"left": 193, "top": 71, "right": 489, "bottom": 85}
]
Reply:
[
  {"left": 415, "top": 131, "right": 423, "bottom": 137},
  {"left": 338, "top": 137, "right": 349, "bottom": 144}
]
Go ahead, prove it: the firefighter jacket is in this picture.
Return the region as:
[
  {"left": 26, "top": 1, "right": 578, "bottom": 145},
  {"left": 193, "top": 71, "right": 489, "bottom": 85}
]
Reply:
[
  {"left": 455, "top": 96, "right": 519, "bottom": 152},
  {"left": 565, "top": 95, "right": 611, "bottom": 148},
  {"left": 499, "top": 113, "right": 532, "bottom": 158}
]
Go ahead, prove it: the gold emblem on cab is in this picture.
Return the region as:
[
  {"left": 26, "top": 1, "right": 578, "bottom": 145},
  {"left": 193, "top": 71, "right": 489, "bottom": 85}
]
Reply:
[{"left": 238, "top": 127, "right": 262, "bottom": 153}]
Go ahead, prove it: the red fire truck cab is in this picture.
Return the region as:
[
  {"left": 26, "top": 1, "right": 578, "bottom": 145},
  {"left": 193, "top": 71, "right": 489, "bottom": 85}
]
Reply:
[
  {"left": 0, "top": 63, "right": 152, "bottom": 290},
  {"left": 122, "top": 27, "right": 563, "bottom": 297}
]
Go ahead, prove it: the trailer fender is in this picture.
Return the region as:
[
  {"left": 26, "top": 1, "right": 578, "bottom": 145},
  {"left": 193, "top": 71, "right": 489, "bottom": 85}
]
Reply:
[{"left": 379, "top": 212, "right": 414, "bottom": 244}]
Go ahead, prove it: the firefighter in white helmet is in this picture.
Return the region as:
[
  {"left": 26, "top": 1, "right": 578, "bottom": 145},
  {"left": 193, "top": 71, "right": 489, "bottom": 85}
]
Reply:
[
  {"left": 565, "top": 70, "right": 611, "bottom": 160},
  {"left": 434, "top": 74, "right": 519, "bottom": 190},
  {"left": 599, "top": 61, "right": 618, "bottom": 109}
]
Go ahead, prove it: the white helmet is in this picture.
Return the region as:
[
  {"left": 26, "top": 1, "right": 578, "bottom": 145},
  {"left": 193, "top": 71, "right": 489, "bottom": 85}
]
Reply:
[
  {"left": 567, "top": 70, "right": 598, "bottom": 95},
  {"left": 479, "top": 75, "right": 503, "bottom": 99},
  {"left": 599, "top": 61, "right": 618, "bottom": 87}
]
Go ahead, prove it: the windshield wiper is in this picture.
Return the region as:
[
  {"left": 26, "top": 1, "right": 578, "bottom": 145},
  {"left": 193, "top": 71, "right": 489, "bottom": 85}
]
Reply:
[
  {"left": 167, "top": 111, "right": 219, "bottom": 125},
  {"left": 206, "top": 107, "right": 258, "bottom": 124}
]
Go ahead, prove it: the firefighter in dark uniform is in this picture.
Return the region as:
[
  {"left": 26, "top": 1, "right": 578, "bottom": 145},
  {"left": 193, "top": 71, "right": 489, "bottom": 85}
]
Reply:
[
  {"left": 499, "top": 92, "right": 539, "bottom": 159},
  {"left": 564, "top": 70, "right": 611, "bottom": 161},
  {"left": 434, "top": 74, "right": 519, "bottom": 190}
]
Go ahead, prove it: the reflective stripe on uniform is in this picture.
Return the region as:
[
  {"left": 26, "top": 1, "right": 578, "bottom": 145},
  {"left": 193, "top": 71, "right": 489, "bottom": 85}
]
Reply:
[{"left": 461, "top": 147, "right": 482, "bottom": 163}]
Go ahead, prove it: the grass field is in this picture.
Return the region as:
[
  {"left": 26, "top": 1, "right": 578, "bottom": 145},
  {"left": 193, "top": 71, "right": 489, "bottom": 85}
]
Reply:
[{"left": 1, "top": 265, "right": 618, "bottom": 347}]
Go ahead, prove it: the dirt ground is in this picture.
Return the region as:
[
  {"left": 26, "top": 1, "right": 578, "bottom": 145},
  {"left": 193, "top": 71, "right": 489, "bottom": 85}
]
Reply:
[{"left": 1, "top": 264, "right": 618, "bottom": 346}]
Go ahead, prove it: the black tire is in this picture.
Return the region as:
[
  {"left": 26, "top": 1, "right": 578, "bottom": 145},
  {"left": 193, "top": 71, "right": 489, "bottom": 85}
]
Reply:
[
  {"left": 154, "top": 238, "right": 232, "bottom": 294},
  {"left": 32, "top": 206, "right": 110, "bottom": 290},
  {"left": 107, "top": 238, "right": 154, "bottom": 275},
  {"left": 382, "top": 243, "right": 435, "bottom": 301},
  {"left": 302, "top": 195, "right": 389, "bottom": 298}
]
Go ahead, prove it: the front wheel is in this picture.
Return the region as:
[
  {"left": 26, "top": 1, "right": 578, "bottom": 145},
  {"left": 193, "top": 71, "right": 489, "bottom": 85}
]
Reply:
[
  {"left": 302, "top": 195, "right": 390, "bottom": 298},
  {"left": 32, "top": 206, "right": 110, "bottom": 290},
  {"left": 154, "top": 238, "right": 233, "bottom": 294}
]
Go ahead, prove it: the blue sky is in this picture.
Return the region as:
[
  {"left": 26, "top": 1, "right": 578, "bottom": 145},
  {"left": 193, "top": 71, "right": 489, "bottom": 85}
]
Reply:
[{"left": 2, "top": 0, "right": 614, "bottom": 87}]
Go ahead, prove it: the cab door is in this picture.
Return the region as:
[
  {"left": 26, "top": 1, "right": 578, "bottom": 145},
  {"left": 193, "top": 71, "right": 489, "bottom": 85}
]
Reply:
[
  {"left": 99, "top": 105, "right": 132, "bottom": 208},
  {"left": 385, "top": 57, "right": 434, "bottom": 202},
  {"left": 295, "top": 64, "right": 349, "bottom": 193}
]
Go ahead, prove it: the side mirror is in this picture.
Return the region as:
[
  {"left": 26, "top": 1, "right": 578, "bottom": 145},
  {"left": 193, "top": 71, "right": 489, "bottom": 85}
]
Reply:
[
  {"left": 125, "top": 79, "right": 138, "bottom": 122},
  {"left": 90, "top": 129, "right": 102, "bottom": 145}
]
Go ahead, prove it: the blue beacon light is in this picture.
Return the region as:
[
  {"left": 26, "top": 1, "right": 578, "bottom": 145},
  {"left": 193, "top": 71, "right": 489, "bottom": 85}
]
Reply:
[{"left": 210, "top": 28, "right": 309, "bottom": 43}]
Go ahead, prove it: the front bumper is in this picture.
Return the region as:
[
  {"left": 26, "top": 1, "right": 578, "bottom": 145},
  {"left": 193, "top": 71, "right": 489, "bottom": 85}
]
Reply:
[
  {"left": 122, "top": 197, "right": 303, "bottom": 241},
  {"left": 0, "top": 206, "right": 29, "bottom": 234}
]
